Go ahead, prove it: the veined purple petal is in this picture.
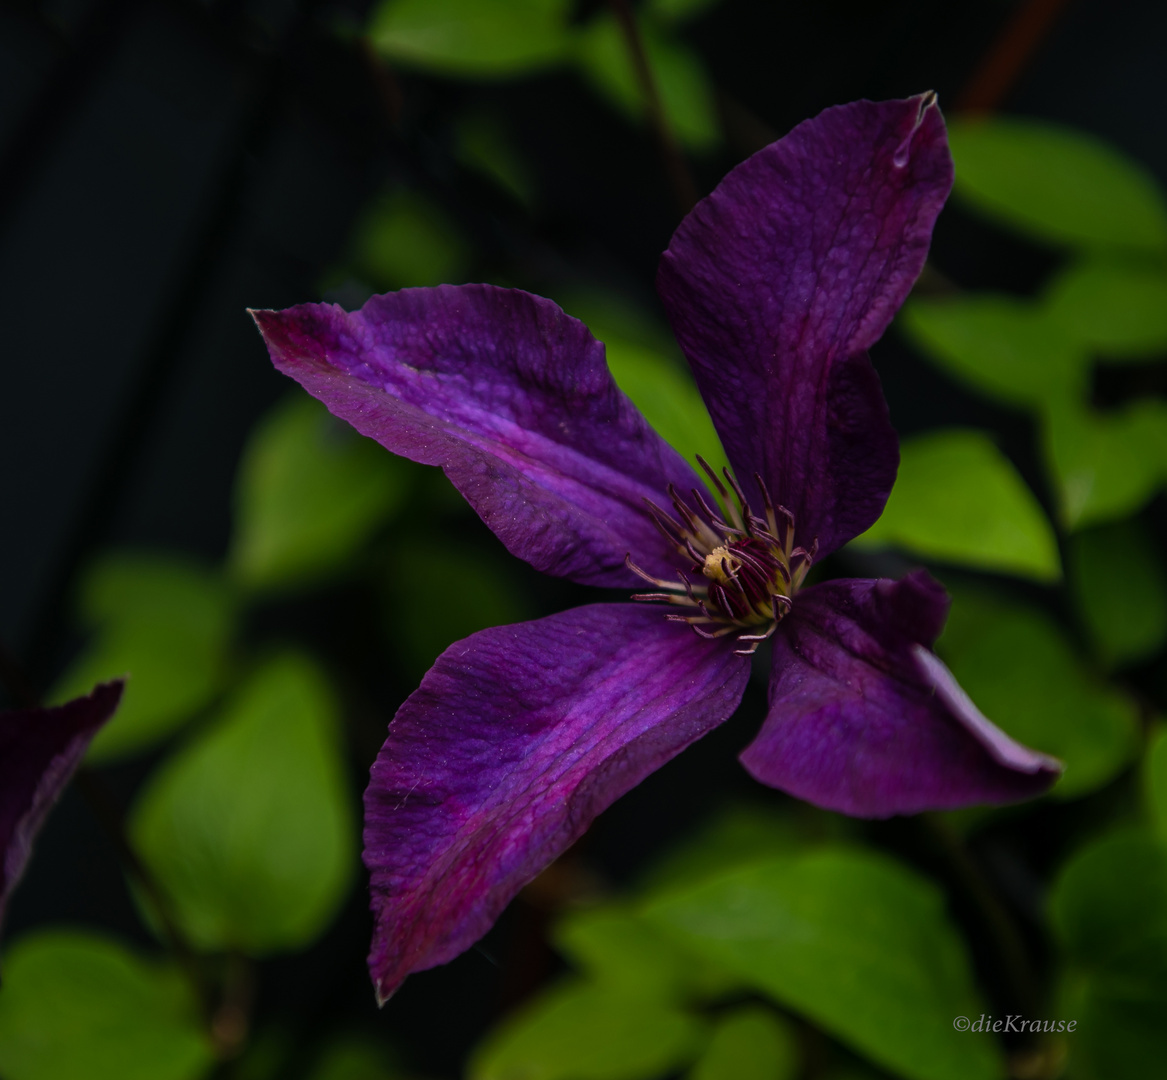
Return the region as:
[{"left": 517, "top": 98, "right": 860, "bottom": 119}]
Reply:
[
  {"left": 363, "top": 604, "right": 749, "bottom": 1002},
  {"left": 740, "top": 575, "right": 1059, "bottom": 817},
  {"left": 657, "top": 96, "right": 953, "bottom": 557},
  {"left": 0, "top": 681, "right": 124, "bottom": 929},
  {"left": 253, "top": 285, "right": 702, "bottom": 588}
]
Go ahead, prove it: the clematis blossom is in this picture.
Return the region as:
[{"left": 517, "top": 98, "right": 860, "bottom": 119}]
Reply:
[
  {"left": 0, "top": 680, "right": 124, "bottom": 934},
  {"left": 252, "top": 94, "right": 1060, "bottom": 1003}
]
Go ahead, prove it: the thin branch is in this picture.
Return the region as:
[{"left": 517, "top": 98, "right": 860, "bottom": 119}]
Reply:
[{"left": 608, "top": 0, "right": 698, "bottom": 215}]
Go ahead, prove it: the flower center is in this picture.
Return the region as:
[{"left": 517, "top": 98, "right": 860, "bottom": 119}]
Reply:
[{"left": 627, "top": 457, "right": 818, "bottom": 656}]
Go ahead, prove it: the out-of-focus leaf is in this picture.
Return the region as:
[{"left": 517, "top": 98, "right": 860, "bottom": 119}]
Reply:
[
  {"left": 946, "top": 118, "right": 1167, "bottom": 252},
  {"left": 469, "top": 980, "right": 707, "bottom": 1080},
  {"left": 50, "top": 554, "right": 234, "bottom": 764},
  {"left": 1044, "top": 261, "right": 1167, "bottom": 359},
  {"left": 553, "top": 904, "right": 736, "bottom": 1002},
  {"left": 455, "top": 111, "right": 536, "bottom": 206},
  {"left": 1050, "top": 829, "right": 1167, "bottom": 1080},
  {"left": 1069, "top": 519, "right": 1167, "bottom": 668},
  {"left": 230, "top": 395, "right": 411, "bottom": 592},
  {"left": 689, "top": 1006, "right": 798, "bottom": 1080},
  {"left": 900, "top": 296, "right": 1088, "bottom": 406},
  {"left": 646, "top": 848, "right": 1001, "bottom": 1080},
  {"left": 638, "top": 803, "right": 807, "bottom": 893},
  {"left": 854, "top": 429, "right": 1060, "bottom": 581},
  {"left": 349, "top": 189, "right": 469, "bottom": 290},
  {"left": 306, "top": 1034, "right": 402, "bottom": 1080},
  {"left": 0, "top": 929, "right": 213, "bottom": 1080},
  {"left": 557, "top": 290, "right": 729, "bottom": 478},
  {"left": 1042, "top": 396, "right": 1167, "bottom": 529},
  {"left": 573, "top": 13, "right": 719, "bottom": 152},
  {"left": 938, "top": 588, "right": 1139, "bottom": 797},
  {"left": 1147, "top": 728, "right": 1167, "bottom": 836},
  {"left": 130, "top": 654, "right": 355, "bottom": 955},
  {"left": 384, "top": 538, "right": 534, "bottom": 681},
  {"left": 368, "top": 0, "right": 570, "bottom": 77}
]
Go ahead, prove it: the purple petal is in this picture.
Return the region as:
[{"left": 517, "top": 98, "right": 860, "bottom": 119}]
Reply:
[
  {"left": 363, "top": 604, "right": 749, "bottom": 1002},
  {"left": 0, "top": 681, "right": 124, "bottom": 928},
  {"left": 657, "top": 95, "right": 953, "bottom": 557},
  {"left": 253, "top": 285, "right": 702, "bottom": 588},
  {"left": 740, "top": 574, "right": 1060, "bottom": 817}
]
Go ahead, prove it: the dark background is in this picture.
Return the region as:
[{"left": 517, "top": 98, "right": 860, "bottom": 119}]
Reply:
[{"left": 2, "top": 0, "right": 1165, "bottom": 1074}]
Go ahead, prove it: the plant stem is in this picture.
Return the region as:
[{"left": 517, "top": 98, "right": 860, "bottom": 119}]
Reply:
[{"left": 608, "top": 0, "right": 698, "bottom": 216}]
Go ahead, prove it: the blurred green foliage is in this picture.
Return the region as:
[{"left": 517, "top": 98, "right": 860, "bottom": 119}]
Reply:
[
  {"left": 689, "top": 1006, "right": 798, "bottom": 1080},
  {"left": 0, "top": 930, "right": 213, "bottom": 1080},
  {"left": 130, "top": 653, "right": 355, "bottom": 954},
  {"left": 50, "top": 553, "right": 234, "bottom": 763}
]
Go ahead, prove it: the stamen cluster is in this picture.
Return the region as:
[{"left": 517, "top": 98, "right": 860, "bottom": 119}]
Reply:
[{"left": 628, "top": 457, "right": 818, "bottom": 656}]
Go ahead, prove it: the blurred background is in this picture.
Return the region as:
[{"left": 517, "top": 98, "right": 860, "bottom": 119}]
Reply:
[{"left": 1, "top": 0, "right": 1166, "bottom": 1078}]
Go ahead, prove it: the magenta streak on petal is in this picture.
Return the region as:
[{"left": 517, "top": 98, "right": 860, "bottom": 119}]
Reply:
[
  {"left": 362, "top": 604, "right": 749, "bottom": 1002},
  {"left": 912, "top": 646, "right": 1063, "bottom": 775},
  {"left": 0, "top": 681, "right": 124, "bottom": 930},
  {"left": 657, "top": 95, "right": 953, "bottom": 557},
  {"left": 252, "top": 285, "right": 704, "bottom": 589},
  {"left": 740, "top": 576, "right": 1059, "bottom": 817}
]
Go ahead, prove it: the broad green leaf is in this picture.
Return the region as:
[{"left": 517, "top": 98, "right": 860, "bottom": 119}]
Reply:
[
  {"left": 1068, "top": 519, "right": 1167, "bottom": 668},
  {"left": 0, "top": 929, "right": 213, "bottom": 1080},
  {"left": 573, "top": 13, "right": 720, "bottom": 152},
  {"left": 553, "top": 904, "right": 736, "bottom": 1002},
  {"left": 1042, "top": 396, "right": 1167, "bottom": 528},
  {"left": 50, "top": 553, "right": 234, "bottom": 763},
  {"left": 946, "top": 118, "right": 1167, "bottom": 252},
  {"left": 1147, "top": 728, "right": 1167, "bottom": 836},
  {"left": 900, "top": 296, "right": 1088, "bottom": 406},
  {"left": 348, "top": 189, "right": 469, "bottom": 290},
  {"left": 689, "top": 1006, "right": 798, "bottom": 1080},
  {"left": 646, "top": 848, "right": 1002, "bottom": 1080},
  {"left": 1049, "top": 829, "right": 1167, "bottom": 1079},
  {"left": 383, "top": 537, "right": 534, "bottom": 681},
  {"left": 938, "top": 588, "right": 1139, "bottom": 797},
  {"left": 1043, "top": 261, "right": 1167, "bottom": 359},
  {"left": 853, "top": 429, "right": 1061, "bottom": 582},
  {"left": 230, "top": 395, "right": 411, "bottom": 592},
  {"left": 469, "top": 980, "right": 707, "bottom": 1080},
  {"left": 368, "top": 0, "right": 570, "bottom": 77},
  {"left": 130, "top": 653, "right": 356, "bottom": 955},
  {"left": 455, "top": 111, "right": 536, "bottom": 206}
]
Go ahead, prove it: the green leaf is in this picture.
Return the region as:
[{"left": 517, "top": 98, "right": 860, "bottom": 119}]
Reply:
[
  {"left": 573, "top": 13, "right": 720, "bottom": 152},
  {"left": 853, "top": 429, "right": 1061, "bottom": 582},
  {"left": 645, "top": 848, "right": 1002, "bottom": 1080},
  {"left": 938, "top": 588, "right": 1139, "bottom": 798},
  {"left": 305, "top": 1034, "right": 402, "bottom": 1080},
  {"left": 50, "top": 553, "right": 234, "bottom": 764},
  {"left": 899, "top": 296, "right": 1088, "bottom": 406},
  {"left": 130, "top": 653, "right": 356, "bottom": 955},
  {"left": 368, "top": 0, "right": 570, "bottom": 77},
  {"left": 231, "top": 395, "right": 412, "bottom": 592},
  {"left": 1042, "top": 396, "right": 1167, "bottom": 529},
  {"left": 689, "top": 1006, "right": 798, "bottom": 1080},
  {"left": 946, "top": 118, "right": 1167, "bottom": 252},
  {"left": 348, "top": 189, "right": 469, "bottom": 291},
  {"left": 0, "top": 929, "right": 213, "bottom": 1080},
  {"left": 1049, "top": 829, "right": 1167, "bottom": 1079},
  {"left": 383, "top": 537, "right": 534, "bottom": 681},
  {"left": 1043, "top": 261, "right": 1167, "bottom": 359},
  {"left": 1069, "top": 519, "right": 1167, "bottom": 668},
  {"left": 469, "top": 980, "right": 707, "bottom": 1080},
  {"left": 1147, "top": 727, "right": 1167, "bottom": 836}
]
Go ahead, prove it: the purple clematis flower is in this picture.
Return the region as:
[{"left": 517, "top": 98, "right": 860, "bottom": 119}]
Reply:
[
  {"left": 0, "top": 681, "right": 124, "bottom": 934},
  {"left": 252, "top": 94, "right": 1061, "bottom": 1002}
]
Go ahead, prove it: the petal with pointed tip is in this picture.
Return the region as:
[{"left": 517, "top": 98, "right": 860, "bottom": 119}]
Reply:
[
  {"left": 0, "top": 681, "right": 124, "bottom": 929},
  {"left": 253, "top": 285, "right": 702, "bottom": 588},
  {"left": 740, "top": 574, "right": 1059, "bottom": 817},
  {"left": 658, "top": 95, "right": 953, "bottom": 556},
  {"left": 363, "top": 604, "right": 749, "bottom": 1002}
]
